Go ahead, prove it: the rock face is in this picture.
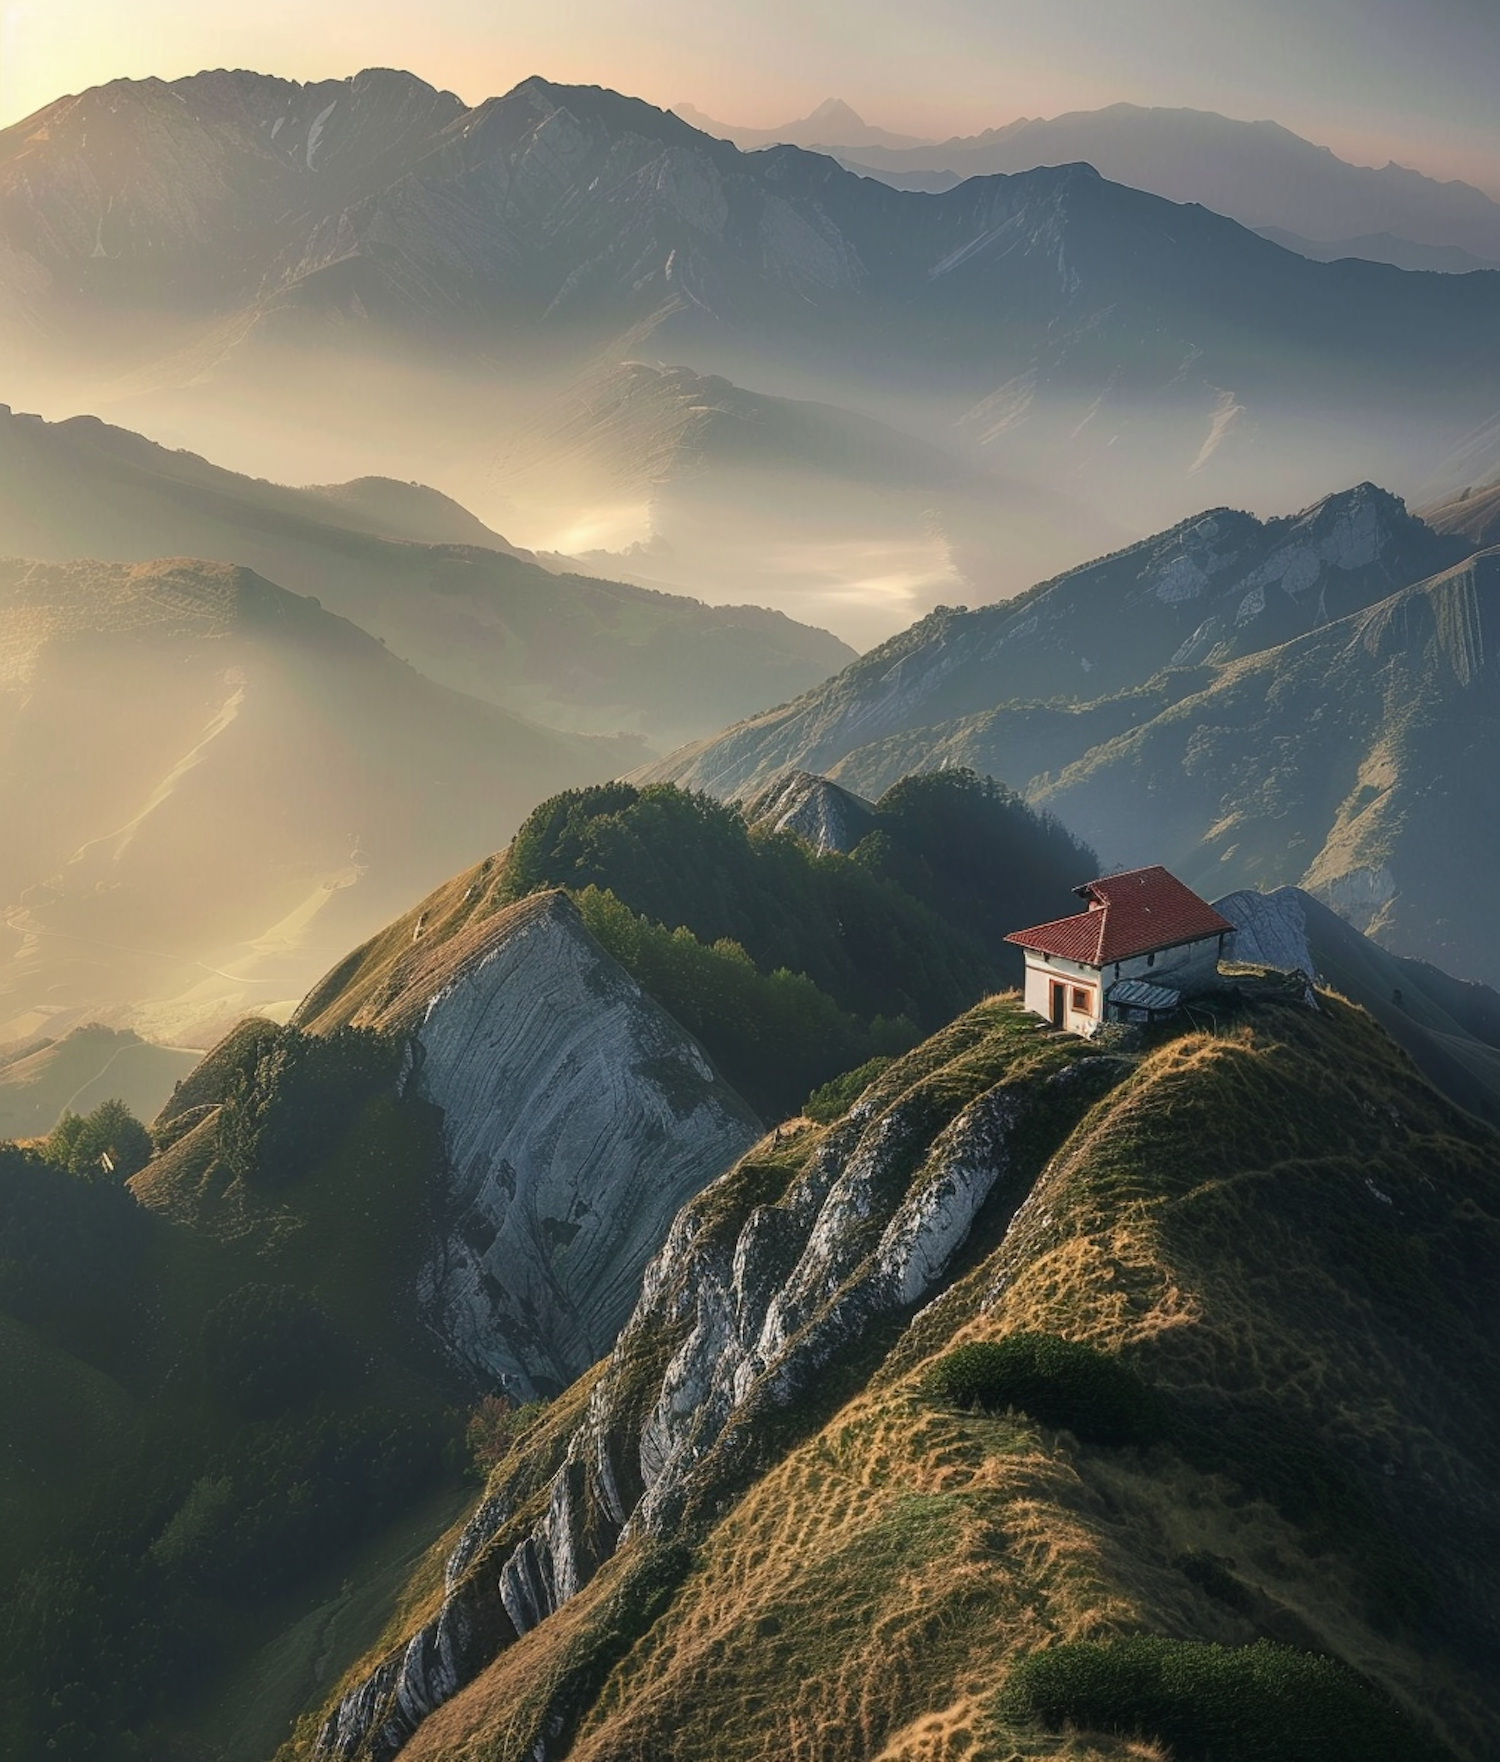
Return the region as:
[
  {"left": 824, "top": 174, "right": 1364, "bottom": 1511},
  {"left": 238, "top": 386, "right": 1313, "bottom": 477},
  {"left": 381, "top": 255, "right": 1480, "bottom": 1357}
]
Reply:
[
  {"left": 8, "top": 73, "right": 1500, "bottom": 521},
  {"left": 1216, "top": 886, "right": 1315, "bottom": 974},
  {"left": 315, "top": 1002, "right": 1127, "bottom": 1760},
  {"left": 373, "top": 893, "right": 761, "bottom": 1396},
  {"left": 741, "top": 769, "right": 876, "bottom": 853},
  {"left": 643, "top": 484, "right": 1464, "bottom": 802}
]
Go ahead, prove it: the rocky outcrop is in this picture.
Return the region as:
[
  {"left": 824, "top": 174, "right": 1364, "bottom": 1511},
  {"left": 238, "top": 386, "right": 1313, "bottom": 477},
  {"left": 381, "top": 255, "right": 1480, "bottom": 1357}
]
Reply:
[
  {"left": 742, "top": 768, "right": 875, "bottom": 853},
  {"left": 1215, "top": 886, "right": 1315, "bottom": 974},
  {"left": 370, "top": 892, "right": 760, "bottom": 1397},
  {"left": 315, "top": 1003, "right": 1128, "bottom": 1760}
]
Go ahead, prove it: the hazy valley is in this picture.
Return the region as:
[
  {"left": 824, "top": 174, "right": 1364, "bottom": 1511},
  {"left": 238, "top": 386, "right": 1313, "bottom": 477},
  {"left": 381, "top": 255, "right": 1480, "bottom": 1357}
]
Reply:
[{"left": 6, "top": 70, "right": 1500, "bottom": 644}]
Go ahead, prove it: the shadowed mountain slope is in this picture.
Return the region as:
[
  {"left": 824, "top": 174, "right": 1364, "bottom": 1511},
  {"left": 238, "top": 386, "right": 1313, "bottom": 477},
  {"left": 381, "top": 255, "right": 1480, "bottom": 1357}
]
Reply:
[
  {"left": 0, "top": 1025, "right": 200, "bottom": 1139},
  {"left": 0, "top": 404, "right": 855, "bottom": 741},
  {"left": 299, "top": 980, "right": 1500, "bottom": 1762},
  {"left": 0, "top": 556, "right": 641, "bottom": 1046}
]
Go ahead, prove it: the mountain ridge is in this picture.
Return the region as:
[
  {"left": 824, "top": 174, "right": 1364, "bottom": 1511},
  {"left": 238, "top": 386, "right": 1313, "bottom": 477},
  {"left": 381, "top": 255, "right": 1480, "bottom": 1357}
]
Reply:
[
  {"left": 639, "top": 487, "right": 1500, "bottom": 982},
  {"left": 0, "top": 401, "right": 855, "bottom": 740},
  {"left": 7, "top": 71, "right": 1500, "bottom": 524},
  {"left": 0, "top": 554, "right": 642, "bottom": 1046},
  {"left": 818, "top": 100, "right": 1500, "bottom": 264},
  {"left": 301, "top": 979, "right": 1500, "bottom": 1762}
]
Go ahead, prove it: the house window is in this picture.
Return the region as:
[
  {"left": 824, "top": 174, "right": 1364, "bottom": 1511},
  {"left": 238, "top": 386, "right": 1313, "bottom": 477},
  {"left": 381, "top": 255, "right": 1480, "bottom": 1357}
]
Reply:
[
  {"left": 1071, "top": 987, "right": 1090, "bottom": 1013},
  {"left": 1147, "top": 952, "right": 1156, "bottom": 967}
]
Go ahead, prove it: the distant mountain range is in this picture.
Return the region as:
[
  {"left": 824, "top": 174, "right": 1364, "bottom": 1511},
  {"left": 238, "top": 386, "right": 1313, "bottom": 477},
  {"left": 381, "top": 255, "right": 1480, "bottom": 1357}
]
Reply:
[
  {"left": 5, "top": 70, "right": 1500, "bottom": 546},
  {"left": 683, "top": 98, "right": 1500, "bottom": 271},
  {"left": 672, "top": 97, "right": 933, "bottom": 153},
  {"left": 1252, "top": 226, "right": 1500, "bottom": 275},
  {"left": 0, "top": 403, "right": 853, "bottom": 738},
  {"left": 643, "top": 483, "right": 1500, "bottom": 985},
  {"left": 500, "top": 360, "right": 1124, "bottom": 644},
  {"left": 0, "top": 556, "right": 642, "bottom": 1045}
]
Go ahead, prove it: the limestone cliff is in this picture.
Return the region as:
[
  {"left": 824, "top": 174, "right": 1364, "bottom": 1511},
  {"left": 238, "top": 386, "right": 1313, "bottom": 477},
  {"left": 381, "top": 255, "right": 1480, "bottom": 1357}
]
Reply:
[
  {"left": 313, "top": 1002, "right": 1127, "bottom": 1759},
  {"left": 312, "top": 891, "right": 761, "bottom": 1397},
  {"left": 303, "top": 984, "right": 1500, "bottom": 1762}
]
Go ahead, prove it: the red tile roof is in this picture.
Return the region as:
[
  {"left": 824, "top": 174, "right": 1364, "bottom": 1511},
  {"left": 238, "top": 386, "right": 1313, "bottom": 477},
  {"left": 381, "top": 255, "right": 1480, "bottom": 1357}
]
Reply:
[{"left": 1005, "top": 866, "right": 1234, "bottom": 967}]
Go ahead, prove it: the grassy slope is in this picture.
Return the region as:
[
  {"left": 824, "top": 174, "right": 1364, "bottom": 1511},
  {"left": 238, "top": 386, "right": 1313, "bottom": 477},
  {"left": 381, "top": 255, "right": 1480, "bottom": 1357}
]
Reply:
[
  {"left": 323, "top": 983, "right": 1500, "bottom": 1762},
  {"left": 0, "top": 407, "right": 854, "bottom": 743},
  {"left": 0, "top": 1029, "right": 478, "bottom": 1760},
  {"left": 0, "top": 1025, "right": 200, "bottom": 1139}
]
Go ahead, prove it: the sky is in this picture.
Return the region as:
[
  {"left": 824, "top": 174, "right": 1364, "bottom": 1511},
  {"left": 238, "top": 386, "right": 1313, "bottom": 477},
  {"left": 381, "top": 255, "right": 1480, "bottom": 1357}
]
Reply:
[{"left": 3, "top": 0, "right": 1499, "bottom": 192}]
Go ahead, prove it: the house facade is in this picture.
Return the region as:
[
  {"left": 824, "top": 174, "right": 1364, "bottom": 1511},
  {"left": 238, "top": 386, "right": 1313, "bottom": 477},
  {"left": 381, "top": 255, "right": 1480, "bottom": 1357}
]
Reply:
[{"left": 1006, "top": 866, "right": 1234, "bottom": 1035}]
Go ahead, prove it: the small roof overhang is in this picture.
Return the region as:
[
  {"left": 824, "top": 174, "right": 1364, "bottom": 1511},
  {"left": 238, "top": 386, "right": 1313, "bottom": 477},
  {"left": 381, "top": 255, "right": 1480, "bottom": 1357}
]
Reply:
[{"left": 1107, "top": 979, "right": 1182, "bottom": 1014}]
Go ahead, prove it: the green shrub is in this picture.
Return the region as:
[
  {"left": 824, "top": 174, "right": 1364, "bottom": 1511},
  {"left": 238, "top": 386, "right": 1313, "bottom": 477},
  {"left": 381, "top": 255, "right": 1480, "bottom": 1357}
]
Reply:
[
  {"left": 573, "top": 886, "right": 915, "bottom": 1119},
  {"left": 499, "top": 775, "right": 1096, "bottom": 1116},
  {"left": 201, "top": 1282, "right": 348, "bottom": 1417},
  {"left": 0, "top": 1143, "right": 149, "bottom": 1361},
  {"left": 42, "top": 1099, "right": 152, "bottom": 1183},
  {"left": 998, "top": 1635, "right": 1449, "bottom": 1762},
  {"left": 928, "top": 1331, "right": 1165, "bottom": 1446},
  {"left": 147, "top": 1407, "right": 452, "bottom": 1597},
  {"left": 465, "top": 1393, "right": 549, "bottom": 1477},
  {"left": 215, "top": 1024, "right": 397, "bottom": 1185},
  {"left": 804, "top": 1057, "right": 895, "bottom": 1123}
]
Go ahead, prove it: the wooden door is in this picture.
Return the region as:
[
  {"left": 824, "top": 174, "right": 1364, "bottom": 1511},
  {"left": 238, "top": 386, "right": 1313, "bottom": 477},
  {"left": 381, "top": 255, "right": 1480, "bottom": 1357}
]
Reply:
[{"left": 1050, "top": 981, "right": 1067, "bottom": 1027}]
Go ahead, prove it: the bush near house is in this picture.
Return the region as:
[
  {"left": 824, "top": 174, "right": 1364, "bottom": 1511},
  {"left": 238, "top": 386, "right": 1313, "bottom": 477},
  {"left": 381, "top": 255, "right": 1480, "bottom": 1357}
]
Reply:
[
  {"left": 928, "top": 1331, "right": 1166, "bottom": 1446},
  {"left": 998, "top": 1635, "right": 1452, "bottom": 1762}
]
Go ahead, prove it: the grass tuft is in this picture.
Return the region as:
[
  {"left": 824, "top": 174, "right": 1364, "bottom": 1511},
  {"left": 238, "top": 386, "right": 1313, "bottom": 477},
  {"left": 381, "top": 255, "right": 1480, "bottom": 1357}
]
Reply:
[{"left": 928, "top": 1333, "right": 1166, "bottom": 1448}]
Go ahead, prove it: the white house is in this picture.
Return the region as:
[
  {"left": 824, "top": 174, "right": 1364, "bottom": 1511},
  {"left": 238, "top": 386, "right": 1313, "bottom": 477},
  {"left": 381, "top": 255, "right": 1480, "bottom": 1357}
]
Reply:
[{"left": 1005, "top": 865, "right": 1234, "bottom": 1035}]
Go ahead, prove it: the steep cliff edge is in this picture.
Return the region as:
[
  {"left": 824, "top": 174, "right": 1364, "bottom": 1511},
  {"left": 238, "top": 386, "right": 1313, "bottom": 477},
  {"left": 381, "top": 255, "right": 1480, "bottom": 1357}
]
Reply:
[
  {"left": 298, "top": 983, "right": 1500, "bottom": 1762},
  {"left": 350, "top": 891, "right": 760, "bottom": 1395}
]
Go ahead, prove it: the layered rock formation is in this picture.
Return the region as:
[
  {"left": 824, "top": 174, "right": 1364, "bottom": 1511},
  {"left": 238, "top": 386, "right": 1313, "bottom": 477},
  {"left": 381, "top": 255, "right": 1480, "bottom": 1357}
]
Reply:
[
  {"left": 314, "top": 1001, "right": 1128, "bottom": 1759},
  {"left": 741, "top": 769, "right": 875, "bottom": 853},
  {"left": 303, "top": 981, "right": 1500, "bottom": 1762},
  {"left": 344, "top": 892, "right": 761, "bottom": 1396}
]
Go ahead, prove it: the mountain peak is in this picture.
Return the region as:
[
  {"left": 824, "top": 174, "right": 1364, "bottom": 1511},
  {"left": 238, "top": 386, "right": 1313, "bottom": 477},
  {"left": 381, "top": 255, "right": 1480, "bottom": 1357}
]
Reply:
[{"left": 805, "top": 97, "right": 868, "bottom": 130}]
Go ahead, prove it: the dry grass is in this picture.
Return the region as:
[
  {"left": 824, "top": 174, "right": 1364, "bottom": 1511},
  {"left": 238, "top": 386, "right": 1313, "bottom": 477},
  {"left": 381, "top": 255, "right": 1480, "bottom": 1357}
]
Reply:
[{"left": 297, "top": 989, "right": 1500, "bottom": 1761}]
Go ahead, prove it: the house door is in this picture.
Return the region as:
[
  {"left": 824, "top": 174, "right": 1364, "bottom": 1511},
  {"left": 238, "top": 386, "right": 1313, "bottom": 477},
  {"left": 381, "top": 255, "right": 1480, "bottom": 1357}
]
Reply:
[{"left": 1050, "top": 981, "right": 1067, "bottom": 1028}]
